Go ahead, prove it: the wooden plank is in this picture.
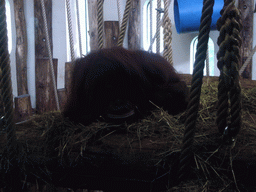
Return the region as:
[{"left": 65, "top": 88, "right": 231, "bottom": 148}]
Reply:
[
  {"left": 238, "top": 0, "right": 253, "bottom": 79},
  {"left": 34, "top": 0, "right": 52, "bottom": 58},
  {"left": 14, "top": 0, "right": 28, "bottom": 95},
  {"left": 35, "top": 58, "right": 57, "bottom": 113},
  {"left": 128, "top": 0, "right": 141, "bottom": 50},
  {"left": 14, "top": 94, "right": 32, "bottom": 123},
  {"left": 88, "top": 0, "right": 98, "bottom": 51},
  {"left": 57, "top": 88, "right": 67, "bottom": 111},
  {"left": 104, "top": 21, "right": 119, "bottom": 48},
  {"left": 65, "top": 62, "right": 73, "bottom": 96}
]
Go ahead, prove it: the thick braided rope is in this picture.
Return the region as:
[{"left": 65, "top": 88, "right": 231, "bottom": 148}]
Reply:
[
  {"left": 66, "top": 0, "right": 75, "bottom": 61},
  {"left": 163, "top": 0, "right": 173, "bottom": 64},
  {"left": 76, "top": 0, "right": 82, "bottom": 57},
  {"left": 117, "top": 0, "right": 122, "bottom": 29},
  {"left": 0, "top": 68, "right": 4, "bottom": 123},
  {"left": 206, "top": 47, "right": 210, "bottom": 76},
  {"left": 0, "top": 0, "right": 17, "bottom": 158},
  {"left": 216, "top": 0, "right": 242, "bottom": 138},
  {"left": 150, "top": 0, "right": 153, "bottom": 52},
  {"left": 179, "top": 0, "right": 214, "bottom": 181},
  {"left": 117, "top": 0, "right": 132, "bottom": 47},
  {"left": 40, "top": 0, "right": 60, "bottom": 111},
  {"left": 156, "top": 0, "right": 161, "bottom": 53},
  {"left": 0, "top": 1, "right": 21, "bottom": 188},
  {"left": 97, "top": 0, "right": 104, "bottom": 49}
]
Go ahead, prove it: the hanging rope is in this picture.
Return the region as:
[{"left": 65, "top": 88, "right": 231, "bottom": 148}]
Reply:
[
  {"left": 0, "top": 0, "right": 17, "bottom": 161},
  {"left": 148, "top": 0, "right": 172, "bottom": 52},
  {"left": 117, "top": 0, "right": 132, "bottom": 47},
  {"left": 179, "top": 0, "right": 214, "bottom": 181},
  {"left": 76, "top": 0, "right": 83, "bottom": 57},
  {"left": 239, "top": 45, "right": 256, "bottom": 75},
  {"left": 40, "top": 0, "right": 60, "bottom": 111},
  {"left": 156, "top": 0, "right": 161, "bottom": 53},
  {"left": 66, "top": 0, "right": 75, "bottom": 61},
  {"left": 0, "top": 1, "right": 21, "bottom": 189},
  {"left": 150, "top": 0, "right": 153, "bottom": 52},
  {"left": 206, "top": 47, "right": 210, "bottom": 76},
  {"left": 97, "top": 0, "right": 104, "bottom": 49},
  {"left": 117, "top": 0, "right": 122, "bottom": 29},
  {"left": 163, "top": 0, "right": 173, "bottom": 64},
  {"left": 216, "top": 0, "right": 242, "bottom": 141}
]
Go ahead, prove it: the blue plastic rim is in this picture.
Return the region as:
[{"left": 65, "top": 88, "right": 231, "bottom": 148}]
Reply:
[{"left": 174, "top": 0, "right": 224, "bottom": 33}]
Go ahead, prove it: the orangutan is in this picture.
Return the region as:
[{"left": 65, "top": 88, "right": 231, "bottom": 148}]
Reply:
[{"left": 63, "top": 47, "right": 188, "bottom": 125}]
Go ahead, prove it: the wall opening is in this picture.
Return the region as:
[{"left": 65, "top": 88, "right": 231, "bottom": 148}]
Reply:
[
  {"left": 190, "top": 36, "right": 214, "bottom": 76},
  {"left": 66, "top": 0, "right": 90, "bottom": 61},
  {"left": 143, "top": 0, "right": 164, "bottom": 53}
]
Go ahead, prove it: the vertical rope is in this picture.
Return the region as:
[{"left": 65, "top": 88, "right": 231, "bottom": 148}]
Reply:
[
  {"left": 156, "top": 0, "right": 161, "bottom": 53},
  {"left": 66, "top": 0, "right": 75, "bottom": 61},
  {"left": 117, "top": 0, "right": 132, "bottom": 47},
  {"left": 148, "top": 0, "right": 172, "bottom": 52},
  {"left": 117, "top": 0, "right": 122, "bottom": 29},
  {"left": 76, "top": 0, "right": 83, "bottom": 57},
  {"left": 149, "top": 0, "right": 153, "bottom": 52},
  {"left": 85, "top": 1, "right": 90, "bottom": 54},
  {"left": 0, "top": 1, "right": 21, "bottom": 190},
  {"left": 163, "top": 0, "right": 173, "bottom": 64},
  {"left": 216, "top": 0, "right": 242, "bottom": 139},
  {"left": 206, "top": 46, "right": 209, "bottom": 76},
  {"left": 179, "top": 0, "right": 214, "bottom": 181},
  {"left": 40, "top": 0, "right": 60, "bottom": 111},
  {"left": 97, "top": 0, "right": 104, "bottom": 49},
  {"left": 0, "top": 68, "right": 4, "bottom": 125},
  {"left": 0, "top": 1, "right": 17, "bottom": 154}
]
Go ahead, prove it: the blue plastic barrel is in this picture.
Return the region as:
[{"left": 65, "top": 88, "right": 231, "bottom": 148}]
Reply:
[{"left": 174, "top": 0, "right": 224, "bottom": 33}]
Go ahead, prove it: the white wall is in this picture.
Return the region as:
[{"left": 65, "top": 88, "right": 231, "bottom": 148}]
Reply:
[
  {"left": 52, "top": 0, "right": 67, "bottom": 89},
  {"left": 24, "top": 0, "right": 36, "bottom": 108},
  {"left": 6, "top": 0, "right": 256, "bottom": 109}
]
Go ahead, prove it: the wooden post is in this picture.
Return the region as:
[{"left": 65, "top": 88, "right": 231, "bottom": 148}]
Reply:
[
  {"left": 35, "top": 58, "right": 58, "bottom": 113},
  {"left": 14, "top": 0, "right": 28, "bottom": 96},
  {"left": 14, "top": 94, "right": 32, "bottom": 123},
  {"left": 34, "top": 0, "right": 53, "bottom": 57},
  {"left": 57, "top": 88, "right": 67, "bottom": 111},
  {"left": 239, "top": 0, "right": 253, "bottom": 79},
  {"left": 128, "top": 0, "right": 141, "bottom": 50},
  {"left": 88, "top": 0, "right": 98, "bottom": 51},
  {"left": 65, "top": 62, "right": 73, "bottom": 96},
  {"left": 104, "top": 21, "right": 119, "bottom": 48}
]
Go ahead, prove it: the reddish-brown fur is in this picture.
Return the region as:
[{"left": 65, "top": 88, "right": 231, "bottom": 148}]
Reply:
[{"left": 63, "top": 47, "right": 188, "bottom": 125}]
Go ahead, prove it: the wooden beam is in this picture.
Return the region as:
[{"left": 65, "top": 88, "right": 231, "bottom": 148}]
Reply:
[
  {"left": 35, "top": 58, "right": 57, "bottom": 113},
  {"left": 14, "top": 94, "right": 32, "bottom": 123},
  {"left": 88, "top": 0, "right": 98, "bottom": 51},
  {"left": 34, "top": 0, "right": 52, "bottom": 58},
  {"left": 65, "top": 62, "right": 73, "bottom": 96},
  {"left": 239, "top": 0, "right": 253, "bottom": 79},
  {"left": 128, "top": 0, "right": 141, "bottom": 50},
  {"left": 104, "top": 21, "right": 119, "bottom": 48},
  {"left": 57, "top": 88, "right": 67, "bottom": 111},
  {"left": 14, "top": 0, "right": 28, "bottom": 95}
]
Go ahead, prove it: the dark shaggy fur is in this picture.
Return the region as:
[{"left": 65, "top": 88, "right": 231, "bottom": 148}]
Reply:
[{"left": 63, "top": 47, "right": 188, "bottom": 125}]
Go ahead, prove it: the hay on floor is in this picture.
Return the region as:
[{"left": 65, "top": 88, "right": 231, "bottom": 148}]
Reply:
[{"left": 0, "top": 75, "right": 255, "bottom": 191}]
